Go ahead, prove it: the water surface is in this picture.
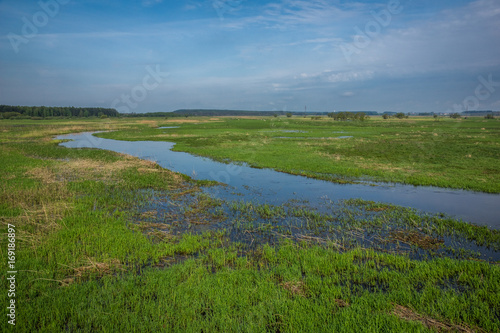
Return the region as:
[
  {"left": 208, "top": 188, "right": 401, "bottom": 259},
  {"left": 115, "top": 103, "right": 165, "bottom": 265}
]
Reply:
[{"left": 57, "top": 132, "right": 500, "bottom": 228}]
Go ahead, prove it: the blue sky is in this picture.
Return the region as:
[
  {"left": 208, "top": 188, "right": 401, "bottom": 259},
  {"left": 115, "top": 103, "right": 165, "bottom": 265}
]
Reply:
[{"left": 1, "top": 0, "right": 499, "bottom": 113}]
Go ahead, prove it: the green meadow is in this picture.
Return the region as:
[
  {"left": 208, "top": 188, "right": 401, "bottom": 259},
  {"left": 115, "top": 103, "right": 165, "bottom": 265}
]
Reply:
[
  {"left": 99, "top": 116, "right": 500, "bottom": 193},
  {"left": 1, "top": 117, "right": 499, "bottom": 332}
]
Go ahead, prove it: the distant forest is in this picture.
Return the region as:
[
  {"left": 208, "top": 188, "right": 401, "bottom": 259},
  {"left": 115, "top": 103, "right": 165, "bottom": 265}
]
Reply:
[
  {"left": 4, "top": 105, "right": 494, "bottom": 119},
  {"left": 123, "top": 109, "right": 380, "bottom": 117},
  {"left": 0, "top": 105, "right": 119, "bottom": 119}
]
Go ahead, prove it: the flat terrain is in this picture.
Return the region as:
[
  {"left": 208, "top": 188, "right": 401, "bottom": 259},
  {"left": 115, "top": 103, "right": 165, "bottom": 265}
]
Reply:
[
  {"left": 1, "top": 118, "right": 499, "bottom": 332},
  {"left": 100, "top": 116, "right": 500, "bottom": 193}
]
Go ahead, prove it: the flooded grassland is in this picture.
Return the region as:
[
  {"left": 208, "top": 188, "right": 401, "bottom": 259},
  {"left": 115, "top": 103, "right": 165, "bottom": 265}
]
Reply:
[{"left": 1, "top": 118, "right": 499, "bottom": 332}]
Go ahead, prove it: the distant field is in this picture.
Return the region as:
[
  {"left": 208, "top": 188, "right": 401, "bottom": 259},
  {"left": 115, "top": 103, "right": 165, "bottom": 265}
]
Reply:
[
  {"left": 100, "top": 116, "right": 500, "bottom": 193},
  {"left": 1, "top": 118, "right": 499, "bottom": 332}
]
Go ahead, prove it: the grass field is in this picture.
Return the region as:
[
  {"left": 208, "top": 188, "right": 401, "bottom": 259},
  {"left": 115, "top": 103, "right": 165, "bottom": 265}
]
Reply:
[
  {"left": 1, "top": 118, "right": 499, "bottom": 332},
  {"left": 99, "top": 116, "right": 500, "bottom": 193}
]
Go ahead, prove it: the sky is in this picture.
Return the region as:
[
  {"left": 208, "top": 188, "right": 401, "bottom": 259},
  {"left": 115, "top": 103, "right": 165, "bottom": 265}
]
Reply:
[{"left": 1, "top": 0, "right": 499, "bottom": 113}]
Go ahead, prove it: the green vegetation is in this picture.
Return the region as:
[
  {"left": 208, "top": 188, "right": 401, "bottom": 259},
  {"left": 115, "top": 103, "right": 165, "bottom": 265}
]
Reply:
[
  {"left": 327, "top": 111, "right": 368, "bottom": 121},
  {"left": 0, "top": 105, "right": 119, "bottom": 119},
  {"left": 100, "top": 116, "right": 500, "bottom": 193},
  {"left": 1, "top": 118, "right": 498, "bottom": 332}
]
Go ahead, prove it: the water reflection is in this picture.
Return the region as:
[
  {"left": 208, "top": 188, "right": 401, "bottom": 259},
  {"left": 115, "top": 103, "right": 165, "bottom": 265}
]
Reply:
[{"left": 57, "top": 132, "right": 500, "bottom": 228}]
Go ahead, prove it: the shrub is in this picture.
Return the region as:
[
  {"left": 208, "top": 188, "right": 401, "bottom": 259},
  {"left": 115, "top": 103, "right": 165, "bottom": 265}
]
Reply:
[{"left": 1, "top": 112, "right": 21, "bottom": 119}]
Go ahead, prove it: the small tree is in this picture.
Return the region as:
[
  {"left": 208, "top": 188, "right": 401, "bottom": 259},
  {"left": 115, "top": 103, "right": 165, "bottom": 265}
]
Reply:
[
  {"left": 485, "top": 114, "right": 495, "bottom": 119},
  {"left": 356, "top": 112, "right": 367, "bottom": 121},
  {"left": 1, "top": 112, "right": 21, "bottom": 119},
  {"left": 382, "top": 114, "right": 390, "bottom": 119},
  {"left": 450, "top": 113, "right": 461, "bottom": 119},
  {"left": 286, "top": 112, "right": 292, "bottom": 118}
]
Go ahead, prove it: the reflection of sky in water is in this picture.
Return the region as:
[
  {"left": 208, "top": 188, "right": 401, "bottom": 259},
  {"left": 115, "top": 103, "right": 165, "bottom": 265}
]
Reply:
[{"left": 57, "top": 132, "right": 500, "bottom": 229}]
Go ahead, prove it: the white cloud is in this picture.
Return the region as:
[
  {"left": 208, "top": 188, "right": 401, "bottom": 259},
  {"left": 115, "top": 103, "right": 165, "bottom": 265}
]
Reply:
[{"left": 342, "top": 0, "right": 500, "bottom": 75}]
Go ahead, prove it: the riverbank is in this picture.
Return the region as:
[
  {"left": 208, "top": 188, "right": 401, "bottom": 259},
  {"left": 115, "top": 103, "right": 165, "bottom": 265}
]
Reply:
[{"left": 1, "top": 118, "right": 499, "bottom": 332}]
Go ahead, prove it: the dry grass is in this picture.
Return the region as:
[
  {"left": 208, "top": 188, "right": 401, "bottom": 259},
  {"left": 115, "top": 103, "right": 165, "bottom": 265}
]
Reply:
[
  {"left": 353, "top": 160, "right": 418, "bottom": 174},
  {"left": 137, "top": 120, "right": 159, "bottom": 127},
  {"left": 61, "top": 258, "right": 122, "bottom": 285},
  {"left": 51, "top": 154, "right": 165, "bottom": 183},
  {"left": 139, "top": 210, "right": 158, "bottom": 219},
  {"left": 316, "top": 151, "right": 343, "bottom": 161},
  {"left": 389, "top": 230, "right": 444, "bottom": 250},
  {"left": 156, "top": 134, "right": 197, "bottom": 138},
  {"left": 334, "top": 299, "right": 349, "bottom": 308},
  {"left": 392, "top": 304, "right": 478, "bottom": 332},
  {"left": 18, "top": 124, "right": 111, "bottom": 140},
  {"left": 25, "top": 166, "right": 59, "bottom": 184},
  {"left": 2, "top": 201, "right": 72, "bottom": 250},
  {"left": 146, "top": 230, "right": 175, "bottom": 241},
  {"left": 163, "top": 119, "right": 222, "bottom": 124},
  {"left": 280, "top": 280, "right": 308, "bottom": 297}
]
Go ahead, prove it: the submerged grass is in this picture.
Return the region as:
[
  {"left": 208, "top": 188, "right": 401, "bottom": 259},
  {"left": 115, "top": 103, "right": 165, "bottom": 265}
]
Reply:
[{"left": 0, "top": 118, "right": 499, "bottom": 332}]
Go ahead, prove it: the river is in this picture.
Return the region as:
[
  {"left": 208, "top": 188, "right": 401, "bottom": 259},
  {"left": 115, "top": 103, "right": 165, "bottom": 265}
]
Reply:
[{"left": 57, "top": 132, "right": 500, "bottom": 229}]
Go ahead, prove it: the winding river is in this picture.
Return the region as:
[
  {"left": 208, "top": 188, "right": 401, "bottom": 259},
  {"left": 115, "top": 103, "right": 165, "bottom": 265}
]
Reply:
[{"left": 57, "top": 132, "right": 500, "bottom": 229}]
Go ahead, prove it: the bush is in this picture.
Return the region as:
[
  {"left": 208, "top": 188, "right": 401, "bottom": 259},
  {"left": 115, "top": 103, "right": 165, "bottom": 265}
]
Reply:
[
  {"left": 485, "top": 114, "right": 495, "bottom": 119},
  {"left": 450, "top": 113, "right": 462, "bottom": 119},
  {"left": 328, "top": 112, "right": 367, "bottom": 121},
  {"left": 1, "top": 112, "right": 21, "bottom": 119}
]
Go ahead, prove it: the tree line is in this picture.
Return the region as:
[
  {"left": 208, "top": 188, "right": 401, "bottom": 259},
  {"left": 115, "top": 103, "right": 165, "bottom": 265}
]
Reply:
[
  {"left": 327, "top": 112, "right": 369, "bottom": 121},
  {"left": 0, "top": 105, "right": 119, "bottom": 119}
]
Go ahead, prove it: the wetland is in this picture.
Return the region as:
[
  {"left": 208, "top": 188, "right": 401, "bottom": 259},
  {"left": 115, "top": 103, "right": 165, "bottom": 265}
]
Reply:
[{"left": 1, "top": 117, "right": 499, "bottom": 332}]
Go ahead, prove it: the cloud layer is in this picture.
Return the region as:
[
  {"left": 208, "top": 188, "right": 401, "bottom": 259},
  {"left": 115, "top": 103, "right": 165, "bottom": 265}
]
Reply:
[{"left": 0, "top": 0, "right": 499, "bottom": 113}]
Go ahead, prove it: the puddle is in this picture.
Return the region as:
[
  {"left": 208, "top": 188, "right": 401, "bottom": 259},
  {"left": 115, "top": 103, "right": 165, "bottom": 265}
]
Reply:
[
  {"left": 157, "top": 126, "right": 180, "bottom": 129},
  {"left": 56, "top": 132, "right": 500, "bottom": 229}
]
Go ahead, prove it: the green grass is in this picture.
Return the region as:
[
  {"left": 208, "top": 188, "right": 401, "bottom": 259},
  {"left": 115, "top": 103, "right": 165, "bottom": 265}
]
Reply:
[
  {"left": 0, "top": 118, "right": 499, "bottom": 332},
  {"left": 99, "top": 116, "right": 500, "bottom": 193}
]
